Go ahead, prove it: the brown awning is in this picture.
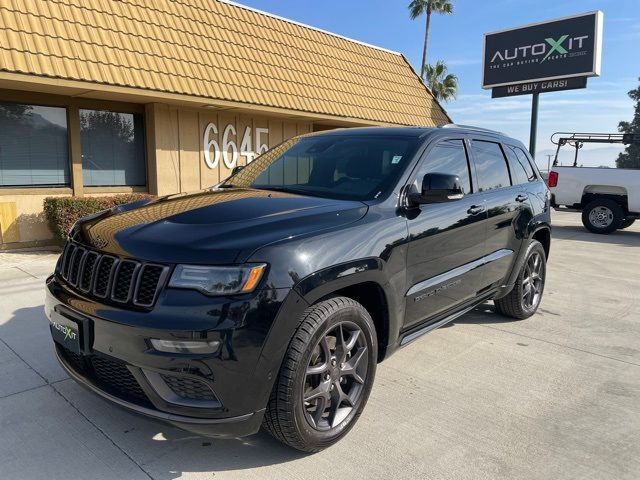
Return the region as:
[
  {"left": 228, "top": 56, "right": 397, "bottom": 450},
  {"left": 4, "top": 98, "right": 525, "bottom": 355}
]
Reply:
[{"left": 0, "top": 0, "right": 451, "bottom": 126}]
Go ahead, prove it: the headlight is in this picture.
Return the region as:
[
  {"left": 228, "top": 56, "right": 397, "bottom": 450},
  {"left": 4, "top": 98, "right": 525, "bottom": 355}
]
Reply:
[{"left": 168, "top": 264, "right": 267, "bottom": 296}]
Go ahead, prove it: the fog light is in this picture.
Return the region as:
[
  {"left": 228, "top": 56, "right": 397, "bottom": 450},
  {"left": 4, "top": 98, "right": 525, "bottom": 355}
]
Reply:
[{"left": 150, "top": 339, "right": 220, "bottom": 354}]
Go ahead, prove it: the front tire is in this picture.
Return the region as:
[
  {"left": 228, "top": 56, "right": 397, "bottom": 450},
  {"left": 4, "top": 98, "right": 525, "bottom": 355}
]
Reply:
[
  {"left": 494, "top": 240, "right": 546, "bottom": 320},
  {"left": 581, "top": 198, "right": 624, "bottom": 234},
  {"left": 263, "top": 297, "right": 377, "bottom": 452}
]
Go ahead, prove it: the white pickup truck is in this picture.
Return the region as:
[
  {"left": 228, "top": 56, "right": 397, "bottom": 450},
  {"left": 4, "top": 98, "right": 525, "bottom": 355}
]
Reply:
[{"left": 549, "top": 166, "right": 640, "bottom": 234}]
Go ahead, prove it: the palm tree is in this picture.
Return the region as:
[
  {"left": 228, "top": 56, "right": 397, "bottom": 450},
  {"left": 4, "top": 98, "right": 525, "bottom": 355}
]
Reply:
[
  {"left": 423, "top": 61, "right": 458, "bottom": 102},
  {"left": 408, "top": 0, "right": 454, "bottom": 77}
]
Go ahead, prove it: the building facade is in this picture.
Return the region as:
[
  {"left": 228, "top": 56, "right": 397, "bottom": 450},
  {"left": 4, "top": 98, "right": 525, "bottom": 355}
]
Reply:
[{"left": 0, "top": 0, "right": 450, "bottom": 249}]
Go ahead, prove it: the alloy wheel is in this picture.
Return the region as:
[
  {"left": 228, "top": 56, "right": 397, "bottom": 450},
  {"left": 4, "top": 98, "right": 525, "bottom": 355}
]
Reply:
[
  {"left": 302, "top": 321, "right": 369, "bottom": 431},
  {"left": 522, "top": 251, "right": 544, "bottom": 310}
]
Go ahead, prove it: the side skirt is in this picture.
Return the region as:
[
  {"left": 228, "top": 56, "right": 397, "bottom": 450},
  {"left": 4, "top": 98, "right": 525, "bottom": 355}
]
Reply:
[{"left": 399, "top": 292, "right": 496, "bottom": 346}]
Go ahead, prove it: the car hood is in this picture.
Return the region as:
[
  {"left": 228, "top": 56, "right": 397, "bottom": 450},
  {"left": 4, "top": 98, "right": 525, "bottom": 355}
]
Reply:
[{"left": 73, "top": 188, "right": 368, "bottom": 264}]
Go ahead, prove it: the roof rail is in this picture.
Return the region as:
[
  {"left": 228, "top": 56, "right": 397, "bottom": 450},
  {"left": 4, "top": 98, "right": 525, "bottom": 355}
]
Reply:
[{"left": 439, "top": 123, "right": 505, "bottom": 136}]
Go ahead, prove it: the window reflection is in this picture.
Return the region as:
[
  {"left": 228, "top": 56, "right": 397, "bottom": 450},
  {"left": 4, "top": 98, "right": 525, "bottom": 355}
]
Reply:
[
  {"left": 0, "top": 102, "right": 69, "bottom": 187},
  {"left": 80, "top": 109, "right": 146, "bottom": 187}
]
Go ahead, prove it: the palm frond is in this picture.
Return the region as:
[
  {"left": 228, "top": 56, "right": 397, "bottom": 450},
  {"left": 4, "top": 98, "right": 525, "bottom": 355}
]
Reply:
[
  {"left": 432, "top": 0, "right": 454, "bottom": 14},
  {"left": 408, "top": 0, "right": 428, "bottom": 19},
  {"left": 422, "top": 60, "right": 458, "bottom": 102}
]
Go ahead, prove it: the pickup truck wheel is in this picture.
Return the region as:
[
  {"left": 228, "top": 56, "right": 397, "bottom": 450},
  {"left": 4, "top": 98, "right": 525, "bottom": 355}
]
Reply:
[
  {"left": 494, "top": 240, "right": 546, "bottom": 320},
  {"left": 620, "top": 218, "right": 636, "bottom": 229},
  {"left": 582, "top": 198, "right": 624, "bottom": 234},
  {"left": 263, "top": 296, "right": 377, "bottom": 452}
]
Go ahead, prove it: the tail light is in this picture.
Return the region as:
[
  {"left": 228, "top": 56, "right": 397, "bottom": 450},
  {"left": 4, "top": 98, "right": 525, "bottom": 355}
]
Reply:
[{"left": 547, "top": 170, "right": 558, "bottom": 187}]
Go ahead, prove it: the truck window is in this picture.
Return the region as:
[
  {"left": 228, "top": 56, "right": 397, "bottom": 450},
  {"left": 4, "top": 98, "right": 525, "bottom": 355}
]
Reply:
[{"left": 471, "top": 140, "right": 512, "bottom": 192}]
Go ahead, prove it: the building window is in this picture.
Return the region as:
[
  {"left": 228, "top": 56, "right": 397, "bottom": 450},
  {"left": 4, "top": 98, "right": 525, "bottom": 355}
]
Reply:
[
  {"left": 0, "top": 102, "right": 69, "bottom": 187},
  {"left": 80, "top": 109, "right": 146, "bottom": 186}
]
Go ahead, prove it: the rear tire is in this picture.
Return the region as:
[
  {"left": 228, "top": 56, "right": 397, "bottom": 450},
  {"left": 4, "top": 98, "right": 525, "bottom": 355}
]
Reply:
[
  {"left": 263, "top": 296, "right": 377, "bottom": 452},
  {"left": 494, "top": 240, "right": 546, "bottom": 320},
  {"left": 581, "top": 198, "right": 624, "bottom": 234},
  {"left": 619, "top": 218, "right": 636, "bottom": 230}
]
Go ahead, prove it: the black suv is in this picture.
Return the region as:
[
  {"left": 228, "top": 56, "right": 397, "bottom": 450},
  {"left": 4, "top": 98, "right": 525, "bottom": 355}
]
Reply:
[{"left": 46, "top": 125, "right": 551, "bottom": 452}]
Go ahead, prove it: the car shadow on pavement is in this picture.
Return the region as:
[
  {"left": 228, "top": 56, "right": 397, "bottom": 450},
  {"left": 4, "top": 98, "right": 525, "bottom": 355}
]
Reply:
[
  {"left": 552, "top": 224, "right": 640, "bottom": 246},
  {"left": 441, "top": 303, "right": 528, "bottom": 327},
  {"left": 1, "top": 304, "right": 307, "bottom": 479}
]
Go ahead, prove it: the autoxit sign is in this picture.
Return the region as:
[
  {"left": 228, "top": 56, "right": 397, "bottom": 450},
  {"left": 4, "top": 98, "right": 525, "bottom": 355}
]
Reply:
[{"left": 482, "top": 11, "right": 603, "bottom": 88}]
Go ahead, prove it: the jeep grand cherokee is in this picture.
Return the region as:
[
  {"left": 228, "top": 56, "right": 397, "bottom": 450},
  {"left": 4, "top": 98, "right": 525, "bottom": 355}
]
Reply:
[{"left": 46, "top": 125, "right": 551, "bottom": 452}]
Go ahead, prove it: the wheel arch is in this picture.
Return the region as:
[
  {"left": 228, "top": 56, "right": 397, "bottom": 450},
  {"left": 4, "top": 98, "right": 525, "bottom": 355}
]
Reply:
[
  {"left": 318, "top": 282, "right": 390, "bottom": 363},
  {"left": 294, "top": 258, "right": 398, "bottom": 363},
  {"left": 531, "top": 227, "right": 551, "bottom": 259},
  {"left": 581, "top": 190, "right": 629, "bottom": 213}
]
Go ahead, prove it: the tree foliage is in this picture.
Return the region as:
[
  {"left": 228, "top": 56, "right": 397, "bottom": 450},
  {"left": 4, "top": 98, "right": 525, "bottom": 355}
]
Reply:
[
  {"left": 423, "top": 60, "right": 458, "bottom": 102},
  {"left": 408, "top": 0, "right": 454, "bottom": 77},
  {"left": 616, "top": 78, "right": 640, "bottom": 169},
  {"left": 80, "top": 110, "right": 135, "bottom": 143}
]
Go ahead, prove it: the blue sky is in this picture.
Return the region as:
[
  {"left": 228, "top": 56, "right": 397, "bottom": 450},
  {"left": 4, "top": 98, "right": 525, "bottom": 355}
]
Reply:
[{"left": 236, "top": 0, "right": 640, "bottom": 168}]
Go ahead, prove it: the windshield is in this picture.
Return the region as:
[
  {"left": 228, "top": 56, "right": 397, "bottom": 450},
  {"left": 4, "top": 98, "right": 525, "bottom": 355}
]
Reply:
[{"left": 221, "top": 134, "right": 421, "bottom": 201}]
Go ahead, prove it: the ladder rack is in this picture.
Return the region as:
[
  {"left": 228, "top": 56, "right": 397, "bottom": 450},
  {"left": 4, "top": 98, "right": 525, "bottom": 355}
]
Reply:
[{"left": 550, "top": 132, "right": 640, "bottom": 167}]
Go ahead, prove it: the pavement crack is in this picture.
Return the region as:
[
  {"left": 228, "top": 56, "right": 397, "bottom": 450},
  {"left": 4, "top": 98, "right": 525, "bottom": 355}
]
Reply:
[
  {"left": 0, "top": 378, "right": 69, "bottom": 400},
  {"left": 477, "top": 324, "right": 640, "bottom": 368},
  {"left": 14, "top": 265, "right": 39, "bottom": 279},
  {"left": 50, "top": 383, "right": 155, "bottom": 480},
  {"left": 0, "top": 337, "right": 48, "bottom": 383}
]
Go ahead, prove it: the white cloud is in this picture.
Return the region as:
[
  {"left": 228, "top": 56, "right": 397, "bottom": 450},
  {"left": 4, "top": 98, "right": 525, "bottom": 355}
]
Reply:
[{"left": 446, "top": 58, "right": 482, "bottom": 67}]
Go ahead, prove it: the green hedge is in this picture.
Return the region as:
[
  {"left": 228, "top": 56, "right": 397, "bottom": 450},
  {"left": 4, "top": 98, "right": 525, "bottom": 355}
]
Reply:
[{"left": 43, "top": 194, "right": 151, "bottom": 244}]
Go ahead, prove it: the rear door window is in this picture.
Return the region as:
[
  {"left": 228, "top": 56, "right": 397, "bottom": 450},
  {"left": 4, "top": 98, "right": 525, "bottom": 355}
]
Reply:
[{"left": 471, "top": 140, "right": 512, "bottom": 192}]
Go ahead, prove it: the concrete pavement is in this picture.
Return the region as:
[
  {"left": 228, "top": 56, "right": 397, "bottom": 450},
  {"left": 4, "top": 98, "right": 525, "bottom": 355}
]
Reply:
[{"left": 1, "top": 211, "right": 639, "bottom": 479}]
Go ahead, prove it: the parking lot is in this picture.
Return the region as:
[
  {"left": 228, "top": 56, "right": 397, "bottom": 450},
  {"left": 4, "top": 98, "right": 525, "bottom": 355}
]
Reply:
[{"left": 0, "top": 210, "right": 638, "bottom": 480}]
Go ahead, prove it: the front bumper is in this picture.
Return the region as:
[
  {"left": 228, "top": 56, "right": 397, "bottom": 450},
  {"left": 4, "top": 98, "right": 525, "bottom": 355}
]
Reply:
[
  {"left": 54, "top": 344, "right": 264, "bottom": 437},
  {"left": 45, "top": 275, "right": 306, "bottom": 437}
]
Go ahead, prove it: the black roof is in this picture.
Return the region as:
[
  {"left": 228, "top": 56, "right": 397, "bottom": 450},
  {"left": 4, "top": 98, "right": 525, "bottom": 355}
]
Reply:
[{"left": 313, "top": 124, "right": 508, "bottom": 140}]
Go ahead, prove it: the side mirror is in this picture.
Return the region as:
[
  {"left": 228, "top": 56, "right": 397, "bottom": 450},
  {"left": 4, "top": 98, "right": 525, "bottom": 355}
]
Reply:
[
  {"left": 408, "top": 173, "right": 464, "bottom": 205},
  {"left": 231, "top": 165, "right": 244, "bottom": 175}
]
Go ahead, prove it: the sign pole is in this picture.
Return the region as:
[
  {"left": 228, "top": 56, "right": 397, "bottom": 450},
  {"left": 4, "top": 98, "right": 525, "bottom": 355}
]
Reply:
[{"left": 529, "top": 92, "right": 539, "bottom": 158}]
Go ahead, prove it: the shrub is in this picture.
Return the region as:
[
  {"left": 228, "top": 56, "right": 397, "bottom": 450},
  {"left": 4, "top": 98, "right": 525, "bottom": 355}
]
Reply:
[{"left": 43, "top": 194, "right": 152, "bottom": 244}]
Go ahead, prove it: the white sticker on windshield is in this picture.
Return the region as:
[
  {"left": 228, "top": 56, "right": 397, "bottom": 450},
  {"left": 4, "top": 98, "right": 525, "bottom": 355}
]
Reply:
[{"left": 391, "top": 155, "right": 402, "bottom": 164}]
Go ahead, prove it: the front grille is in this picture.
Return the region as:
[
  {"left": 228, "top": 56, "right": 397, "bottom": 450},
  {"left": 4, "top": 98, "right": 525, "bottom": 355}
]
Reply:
[
  {"left": 161, "top": 374, "right": 217, "bottom": 402},
  {"left": 136, "top": 265, "right": 165, "bottom": 307},
  {"left": 59, "top": 242, "right": 168, "bottom": 308},
  {"left": 79, "top": 252, "right": 99, "bottom": 292},
  {"left": 58, "top": 345, "right": 150, "bottom": 406},
  {"left": 112, "top": 261, "right": 138, "bottom": 302}
]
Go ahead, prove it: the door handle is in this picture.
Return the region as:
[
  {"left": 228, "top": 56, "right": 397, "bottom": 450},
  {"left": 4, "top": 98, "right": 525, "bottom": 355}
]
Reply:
[
  {"left": 467, "top": 205, "right": 485, "bottom": 215},
  {"left": 515, "top": 194, "right": 528, "bottom": 203}
]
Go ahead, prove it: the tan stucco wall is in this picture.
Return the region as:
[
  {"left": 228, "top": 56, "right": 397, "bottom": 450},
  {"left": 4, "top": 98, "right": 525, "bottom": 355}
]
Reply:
[
  {"left": 147, "top": 103, "right": 313, "bottom": 196},
  {"left": 0, "top": 193, "right": 71, "bottom": 247}
]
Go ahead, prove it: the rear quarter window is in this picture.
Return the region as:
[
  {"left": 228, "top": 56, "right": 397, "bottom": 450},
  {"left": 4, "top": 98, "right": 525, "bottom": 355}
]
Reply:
[
  {"left": 505, "top": 147, "right": 530, "bottom": 185},
  {"left": 512, "top": 147, "right": 538, "bottom": 181}
]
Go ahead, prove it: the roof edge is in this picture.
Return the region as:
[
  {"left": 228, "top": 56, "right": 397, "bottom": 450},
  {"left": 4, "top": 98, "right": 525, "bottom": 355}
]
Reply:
[
  {"left": 0, "top": 70, "right": 401, "bottom": 126},
  {"left": 398, "top": 54, "right": 453, "bottom": 124},
  {"left": 218, "top": 0, "right": 402, "bottom": 56}
]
